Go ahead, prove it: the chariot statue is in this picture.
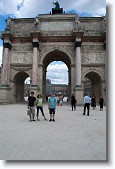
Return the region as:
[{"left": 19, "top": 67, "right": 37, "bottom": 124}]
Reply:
[{"left": 53, "top": 1, "right": 60, "bottom": 9}]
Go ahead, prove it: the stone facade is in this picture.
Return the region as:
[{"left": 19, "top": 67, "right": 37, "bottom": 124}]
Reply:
[{"left": 0, "top": 13, "right": 106, "bottom": 104}]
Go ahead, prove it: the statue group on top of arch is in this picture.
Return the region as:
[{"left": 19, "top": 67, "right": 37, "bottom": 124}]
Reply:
[{"left": 53, "top": 1, "right": 60, "bottom": 9}]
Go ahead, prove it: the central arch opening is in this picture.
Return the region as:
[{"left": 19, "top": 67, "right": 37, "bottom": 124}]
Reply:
[
  {"left": 46, "top": 61, "right": 68, "bottom": 97},
  {"left": 47, "top": 61, "right": 68, "bottom": 84},
  {"left": 42, "top": 50, "right": 71, "bottom": 100}
]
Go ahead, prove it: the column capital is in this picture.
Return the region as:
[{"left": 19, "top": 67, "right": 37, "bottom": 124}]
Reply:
[
  {"left": 32, "top": 41, "right": 39, "bottom": 48},
  {"left": 75, "top": 41, "right": 82, "bottom": 48},
  {"left": 3, "top": 42, "right": 12, "bottom": 49}
]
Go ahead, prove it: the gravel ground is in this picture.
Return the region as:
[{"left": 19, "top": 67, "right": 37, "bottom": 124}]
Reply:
[{"left": 0, "top": 102, "right": 106, "bottom": 161}]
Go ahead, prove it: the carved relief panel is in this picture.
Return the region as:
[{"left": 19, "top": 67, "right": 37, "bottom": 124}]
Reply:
[
  {"left": 11, "top": 22, "right": 34, "bottom": 33},
  {"left": 83, "top": 22, "right": 101, "bottom": 30},
  {"left": 11, "top": 52, "right": 32, "bottom": 64},
  {"left": 81, "top": 45, "right": 105, "bottom": 64},
  {"left": 81, "top": 53, "right": 104, "bottom": 64}
]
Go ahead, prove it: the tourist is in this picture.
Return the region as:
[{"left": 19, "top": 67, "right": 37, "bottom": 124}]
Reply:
[
  {"left": 71, "top": 94, "right": 77, "bottom": 111},
  {"left": 83, "top": 93, "right": 91, "bottom": 116},
  {"left": 48, "top": 94, "right": 56, "bottom": 122},
  {"left": 91, "top": 94, "right": 96, "bottom": 110},
  {"left": 99, "top": 95, "right": 104, "bottom": 111},
  {"left": 27, "top": 91, "right": 36, "bottom": 122},
  {"left": 36, "top": 94, "right": 47, "bottom": 121},
  {"left": 59, "top": 95, "right": 63, "bottom": 106},
  {"left": 56, "top": 95, "right": 60, "bottom": 106}
]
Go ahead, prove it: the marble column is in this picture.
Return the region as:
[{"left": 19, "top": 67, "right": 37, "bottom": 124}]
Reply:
[
  {"left": 2, "top": 42, "right": 11, "bottom": 86},
  {"left": 75, "top": 41, "right": 82, "bottom": 86},
  {"left": 32, "top": 41, "right": 39, "bottom": 86},
  {"left": 74, "top": 41, "right": 83, "bottom": 105}
]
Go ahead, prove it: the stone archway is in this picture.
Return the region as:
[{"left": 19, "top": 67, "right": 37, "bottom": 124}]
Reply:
[
  {"left": 13, "top": 71, "right": 29, "bottom": 102},
  {"left": 0, "top": 14, "right": 106, "bottom": 104},
  {"left": 42, "top": 50, "right": 72, "bottom": 100},
  {"left": 84, "top": 72, "right": 102, "bottom": 103}
]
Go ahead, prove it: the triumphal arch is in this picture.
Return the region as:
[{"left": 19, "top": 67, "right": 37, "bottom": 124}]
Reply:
[{"left": 0, "top": 5, "right": 106, "bottom": 104}]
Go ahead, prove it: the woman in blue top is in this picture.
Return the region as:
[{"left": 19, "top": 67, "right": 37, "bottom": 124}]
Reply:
[{"left": 48, "top": 94, "right": 56, "bottom": 122}]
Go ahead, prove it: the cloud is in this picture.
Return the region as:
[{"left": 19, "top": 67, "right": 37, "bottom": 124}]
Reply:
[
  {"left": 46, "top": 62, "right": 68, "bottom": 84},
  {"left": 0, "top": 0, "right": 106, "bottom": 18},
  {"left": 17, "top": 0, "right": 25, "bottom": 11}
]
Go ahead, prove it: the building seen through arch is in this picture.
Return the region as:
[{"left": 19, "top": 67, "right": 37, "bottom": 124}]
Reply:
[
  {"left": 46, "top": 79, "right": 68, "bottom": 96},
  {"left": 0, "top": 5, "right": 106, "bottom": 104}
]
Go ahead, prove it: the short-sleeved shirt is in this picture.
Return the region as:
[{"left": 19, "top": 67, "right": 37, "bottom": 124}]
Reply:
[
  {"left": 37, "top": 98, "right": 43, "bottom": 107},
  {"left": 28, "top": 96, "right": 36, "bottom": 107},
  {"left": 48, "top": 97, "right": 56, "bottom": 109}
]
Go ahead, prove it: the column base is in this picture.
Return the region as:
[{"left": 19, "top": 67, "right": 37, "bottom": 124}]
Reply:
[
  {"left": 0, "top": 85, "right": 12, "bottom": 104},
  {"left": 74, "top": 85, "right": 84, "bottom": 105},
  {"left": 30, "top": 85, "right": 40, "bottom": 98}
]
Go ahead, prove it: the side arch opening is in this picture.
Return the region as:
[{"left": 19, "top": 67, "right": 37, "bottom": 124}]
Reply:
[{"left": 13, "top": 71, "right": 29, "bottom": 102}]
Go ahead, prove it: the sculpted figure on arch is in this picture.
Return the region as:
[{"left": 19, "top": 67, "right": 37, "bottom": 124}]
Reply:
[{"left": 53, "top": 1, "right": 60, "bottom": 9}]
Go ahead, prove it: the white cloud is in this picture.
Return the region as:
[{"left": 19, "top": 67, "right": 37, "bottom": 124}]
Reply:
[
  {"left": 0, "top": 0, "right": 22, "bottom": 16},
  {"left": 46, "top": 62, "right": 68, "bottom": 84},
  {"left": 0, "top": 0, "right": 106, "bottom": 18},
  {"left": 0, "top": 46, "right": 3, "bottom": 65}
]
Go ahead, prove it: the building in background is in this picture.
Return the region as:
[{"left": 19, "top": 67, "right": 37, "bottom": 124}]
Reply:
[{"left": 46, "top": 79, "right": 68, "bottom": 96}]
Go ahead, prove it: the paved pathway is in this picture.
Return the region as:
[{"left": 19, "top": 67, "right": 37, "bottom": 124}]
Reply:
[{"left": 0, "top": 103, "right": 106, "bottom": 160}]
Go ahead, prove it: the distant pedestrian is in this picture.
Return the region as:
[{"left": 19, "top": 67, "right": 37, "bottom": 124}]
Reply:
[
  {"left": 36, "top": 94, "right": 47, "bottom": 121},
  {"left": 48, "top": 94, "right": 56, "bottom": 122},
  {"left": 83, "top": 93, "right": 91, "bottom": 116},
  {"left": 71, "top": 94, "right": 77, "bottom": 111},
  {"left": 59, "top": 95, "right": 63, "bottom": 106},
  {"left": 56, "top": 95, "right": 60, "bottom": 106},
  {"left": 91, "top": 94, "right": 96, "bottom": 110},
  {"left": 99, "top": 95, "right": 104, "bottom": 111},
  {"left": 27, "top": 91, "right": 36, "bottom": 122}
]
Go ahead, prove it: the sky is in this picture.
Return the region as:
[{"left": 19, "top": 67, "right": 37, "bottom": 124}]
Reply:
[{"left": 0, "top": 0, "right": 106, "bottom": 84}]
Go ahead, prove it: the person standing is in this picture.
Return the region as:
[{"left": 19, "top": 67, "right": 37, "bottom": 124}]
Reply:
[
  {"left": 99, "top": 95, "right": 104, "bottom": 111},
  {"left": 91, "top": 94, "right": 96, "bottom": 110},
  {"left": 36, "top": 94, "right": 47, "bottom": 121},
  {"left": 59, "top": 95, "right": 63, "bottom": 106},
  {"left": 48, "top": 94, "right": 56, "bottom": 122},
  {"left": 27, "top": 91, "right": 36, "bottom": 122},
  {"left": 56, "top": 95, "right": 60, "bottom": 106},
  {"left": 71, "top": 94, "right": 77, "bottom": 111},
  {"left": 83, "top": 93, "right": 91, "bottom": 116}
]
